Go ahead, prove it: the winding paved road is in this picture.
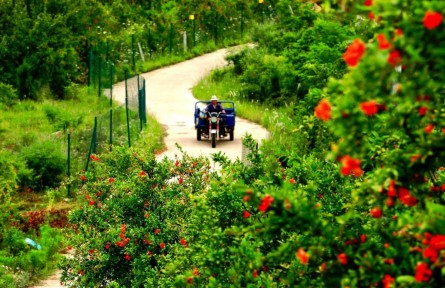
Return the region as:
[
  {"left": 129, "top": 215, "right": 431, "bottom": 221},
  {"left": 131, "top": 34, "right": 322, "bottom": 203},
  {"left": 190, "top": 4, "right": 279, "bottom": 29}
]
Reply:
[{"left": 113, "top": 45, "right": 269, "bottom": 161}]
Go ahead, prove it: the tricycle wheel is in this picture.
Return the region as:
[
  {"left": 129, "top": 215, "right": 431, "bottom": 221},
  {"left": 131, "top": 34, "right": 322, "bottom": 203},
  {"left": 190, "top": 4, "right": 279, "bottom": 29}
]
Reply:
[
  {"left": 197, "top": 128, "right": 201, "bottom": 141},
  {"left": 229, "top": 129, "right": 234, "bottom": 141},
  {"left": 211, "top": 133, "right": 216, "bottom": 148}
]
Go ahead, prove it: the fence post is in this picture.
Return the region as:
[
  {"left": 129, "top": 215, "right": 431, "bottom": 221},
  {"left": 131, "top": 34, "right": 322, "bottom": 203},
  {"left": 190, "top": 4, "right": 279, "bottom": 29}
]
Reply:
[
  {"left": 138, "top": 75, "right": 143, "bottom": 132},
  {"left": 183, "top": 31, "right": 187, "bottom": 53},
  {"left": 98, "top": 57, "right": 102, "bottom": 97},
  {"left": 109, "top": 109, "right": 113, "bottom": 151},
  {"left": 132, "top": 34, "right": 135, "bottom": 69},
  {"left": 88, "top": 48, "right": 93, "bottom": 87},
  {"left": 106, "top": 41, "right": 110, "bottom": 62},
  {"left": 241, "top": 10, "right": 244, "bottom": 38},
  {"left": 109, "top": 64, "right": 114, "bottom": 107},
  {"left": 143, "top": 78, "right": 147, "bottom": 127},
  {"left": 148, "top": 28, "right": 152, "bottom": 60},
  {"left": 125, "top": 70, "right": 131, "bottom": 147},
  {"left": 67, "top": 132, "right": 71, "bottom": 197},
  {"left": 214, "top": 13, "right": 218, "bottom": 44},
  {"left": 85, "top": 117, "right": 98, "bottom": 171}
]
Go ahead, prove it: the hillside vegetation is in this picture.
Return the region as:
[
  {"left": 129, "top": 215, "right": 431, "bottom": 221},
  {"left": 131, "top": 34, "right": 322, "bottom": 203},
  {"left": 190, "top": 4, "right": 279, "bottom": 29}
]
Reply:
[{"left": 1, "top": 0, "right": 445, "bottom": 287}]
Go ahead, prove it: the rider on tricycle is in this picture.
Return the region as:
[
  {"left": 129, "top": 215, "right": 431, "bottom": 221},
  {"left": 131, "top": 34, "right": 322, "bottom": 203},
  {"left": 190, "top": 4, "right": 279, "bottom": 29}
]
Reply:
[{"left": 194, "top": 95, "right": 235, "bottom": 148}]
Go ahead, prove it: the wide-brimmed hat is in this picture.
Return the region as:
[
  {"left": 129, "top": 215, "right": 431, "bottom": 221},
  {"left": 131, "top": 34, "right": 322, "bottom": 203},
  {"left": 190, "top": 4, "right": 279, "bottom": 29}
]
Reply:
[{"left": 210, "top": 95, "right": 218, "bottom": 101}]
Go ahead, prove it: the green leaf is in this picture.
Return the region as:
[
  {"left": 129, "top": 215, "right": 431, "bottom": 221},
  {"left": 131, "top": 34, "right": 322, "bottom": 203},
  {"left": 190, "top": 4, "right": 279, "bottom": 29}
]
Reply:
[
  {"left": 426, "top": 200, "right": 445, "bottom": 216},
  {"left": 396, "top": 275, "right": 415, "bottom": 284}
]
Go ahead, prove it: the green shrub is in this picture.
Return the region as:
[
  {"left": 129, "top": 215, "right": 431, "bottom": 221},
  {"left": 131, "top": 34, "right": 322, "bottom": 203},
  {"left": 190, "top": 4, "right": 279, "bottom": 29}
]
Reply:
[
  {"left": 61, "top": 146, "right": 213, "bottom": 287},
  {"left": 42, "top": 104, "right": 83, "bottom": 131},
  {"left": 20, "top": 141, "right": 66, "bottom": 192},
  {"left": 0, "top": 82, "right": 18, "bottom": 107}
]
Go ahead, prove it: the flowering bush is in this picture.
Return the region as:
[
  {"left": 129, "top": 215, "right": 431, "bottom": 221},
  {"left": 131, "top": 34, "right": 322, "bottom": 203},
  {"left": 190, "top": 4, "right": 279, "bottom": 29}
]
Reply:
[
  {"left": 311, "top": 0, "right": 445, "bottom": 286},
  {"left": 60, "top": 146, "right": 214, "bottom": 287}
]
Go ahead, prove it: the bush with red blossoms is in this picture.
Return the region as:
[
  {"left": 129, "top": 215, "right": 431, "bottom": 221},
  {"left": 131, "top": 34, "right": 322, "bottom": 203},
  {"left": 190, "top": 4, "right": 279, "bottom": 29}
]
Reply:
[{"left": 60, "top": 146, "right": 214, "bottom": 287}]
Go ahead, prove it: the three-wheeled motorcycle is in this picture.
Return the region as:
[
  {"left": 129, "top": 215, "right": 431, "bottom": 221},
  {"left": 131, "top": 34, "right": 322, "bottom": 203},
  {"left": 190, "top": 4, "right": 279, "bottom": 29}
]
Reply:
[{"left": 194, "top": 100, "right": 235, "bottom": 148}]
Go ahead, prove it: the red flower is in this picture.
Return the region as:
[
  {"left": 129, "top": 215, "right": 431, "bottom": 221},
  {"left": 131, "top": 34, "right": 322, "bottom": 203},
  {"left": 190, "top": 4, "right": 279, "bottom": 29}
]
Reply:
[
  {"left": 155, "top": 228, "right": 160, "bottom": 235},
  {"left": 80, "top": 175, "right": 86, "bottom": 181},
  {"left": 386, "top": 197, "right": 394, "bottom": 207},
  {"left": 109, "top": 177, "right": 115, "bottom": 184},
  {"left": 382, "top": 274, "right": 394, "bottom": 288},
  {"left": 337, "top": 253, "right": 348, "bottom": 265},
  {"left": 124, "top": 252, "right": 131, "bottom": 261},
  {"left": 314, "top": 99, "right": 331, "bottom": 121},
  {"left": 423, "top": 246, "right": 439, "bottom": 262},
  {"left": 395, "top": 28, "right": 403, "bottom": 36},
  {"left": 178, "top": 177, "right": 184, "bottom": 184},
  {"left": 90, "top": 154, "right": 100, "bottom": 161},
  {"left": 252, "top": 269, "right": 258, "bottom": 278},
  {"left": 121, "top": 224, "right": 126, "bottom": 233},
  {"left": 175, "top": 160, "right": 179, "bottom": 167},
  {"left": 370, "top": 207, "right": 382, "bottom": 218},
  {"left": 105, "top": 242, "right": 110, "bottom": 250},
  {"left": 289, "top": 178, "right": 296, "bottom": 184},
  {"left": 88, "top": 200, "right": 95, "bottom": 206},
  {"left": 364, "top": 0, "right": 372, "bottom": 6},
  {"left": 343, "top": 39, "right": 366, "bottom": 67},
  {"left": 424, "top": 124, "right": 434, "bottom": 134},
  {"left": 377, "top": 34, "right": 391, "bottom": 50},
  {"left": 398, "top": 187, "right": 417, "bottom": 206},
  {"left": 139, "top": 171, "right": 147, "bottom": 177},
  {"left": 415, "top": 262, "right": 432, "bottom": 282},
  {"left": 296, "top": 248, "right": 309, "bottom": 264},
  {"left": 423, "top": 11, "right": 443, "bottom": 30},
  {"left": 360, "top": 100, "right": 379, "bottom": 116},
  {"left": 243, "top": 209, "right": 251, "bottom": 218},
  {"left": 340, "top": 156, "right": 363, "bottom": 177},
  {"left": 258, "top": 194, "right": 274, "bottom": 213},
  {"left": 180, "top": 238, "right": 187, "bottom": 247},
  {"left": 360, "top": 234, "right": 367, "bottom": 243},
  {"left": 284, "top": 199, "right": 291, "bottom": 210},
  {"left": 387, "top": 180, "right": 397, "bottom": 197},
  {"left": 429, "top": 235, "right": 445, "bottom": 250},
  {"left": 388, "top": 50, "right": 401, "bottom": 67},
  {"left": 419, "top": 106, "right": 428, "bottom": 116},
  {"left": 160, "top": 242, "right": 165, "bottom": 249}
]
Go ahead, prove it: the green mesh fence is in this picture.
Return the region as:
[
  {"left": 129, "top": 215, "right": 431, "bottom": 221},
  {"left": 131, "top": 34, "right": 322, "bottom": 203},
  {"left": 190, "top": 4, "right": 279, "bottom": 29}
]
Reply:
[{"left": 81, "top": 72, "right": 146, "bottom": 171}]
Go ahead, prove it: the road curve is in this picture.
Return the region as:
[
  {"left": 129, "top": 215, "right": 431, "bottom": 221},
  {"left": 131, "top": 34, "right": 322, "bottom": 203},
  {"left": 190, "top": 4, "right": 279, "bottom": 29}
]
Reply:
[{"left": 113, "top": 46, "right": 269, "bottom": 161}]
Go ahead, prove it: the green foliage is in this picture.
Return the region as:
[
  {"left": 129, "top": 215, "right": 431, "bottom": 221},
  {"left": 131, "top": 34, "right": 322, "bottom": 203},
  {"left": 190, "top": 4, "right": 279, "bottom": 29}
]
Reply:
[
  {"left": 20, "top": 141, "right": 66, "bottom": 192},
  {"left": 42, "top": 104, "right": 83, "bottom": 131},
  {"left": 229, "top": 1, "right": 359, "bottom": 106},
  {"left": 61, "top": 146, "right": 213, "bottom": 287},
  {"left": 0, "top": 82, "right": 18, "bottom": 107},
  {"left": 0, "top": 225, "right": 63, "bottom": 288}
]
